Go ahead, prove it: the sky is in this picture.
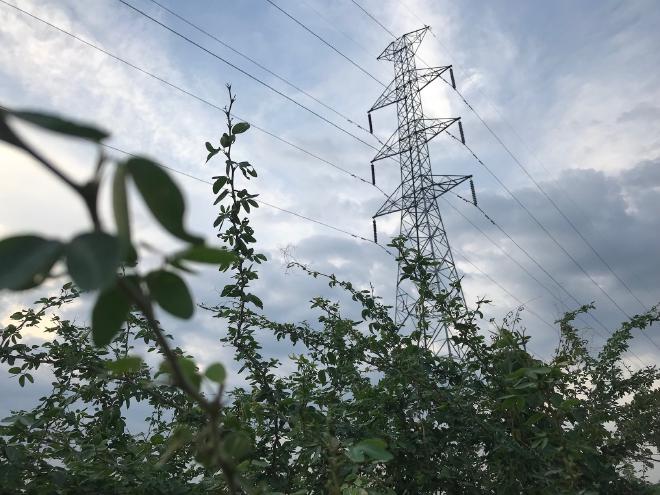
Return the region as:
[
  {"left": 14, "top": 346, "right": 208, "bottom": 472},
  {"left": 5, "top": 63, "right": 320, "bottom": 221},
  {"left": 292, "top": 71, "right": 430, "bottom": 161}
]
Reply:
[{"left": 1, "top": 0, "right": 660, "bottom": 470}]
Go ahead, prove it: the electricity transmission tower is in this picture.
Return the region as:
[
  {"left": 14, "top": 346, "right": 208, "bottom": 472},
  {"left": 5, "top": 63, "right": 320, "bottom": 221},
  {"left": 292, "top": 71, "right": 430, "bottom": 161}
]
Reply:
[{"left": 368, "top": 26, "right": 473, "bottom": 357}]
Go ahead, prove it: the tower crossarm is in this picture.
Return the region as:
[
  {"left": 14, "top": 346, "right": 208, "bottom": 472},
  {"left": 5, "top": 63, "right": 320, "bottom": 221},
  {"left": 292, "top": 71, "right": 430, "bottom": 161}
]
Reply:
[
  {"left": 371, "top": 118, "right": 461, "bottom": 163},
  {"left": 419, "top": 117, "right": 461, "bottom": 145},
  {"left": 370, "top": 128, "right": 400, "bottom": 162},
  {"left": 368, "top": 66, "right": 451, "bottom": 113},
  {"left": 416, "top": 66, "right": 452, "bottom": 92},
  {"left": 369, "top": 78, "right": 399, "bottom": 113},
  {"left": 377, "top": 26, "right": 430, "bottom": 61},
  {"left": 373, "top": 175, "right": 472, "bottom": 218},
  {"left": 427, "top": 175, "right": 472, "bottom": 200},
  {"left": 373, "top": 182, "right": 404, "bottom": 218}
]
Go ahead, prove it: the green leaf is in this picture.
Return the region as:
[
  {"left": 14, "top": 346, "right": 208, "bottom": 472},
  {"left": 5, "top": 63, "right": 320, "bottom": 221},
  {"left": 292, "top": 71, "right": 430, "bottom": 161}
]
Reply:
[
  {"left": 205, "top": 362, "right": 227, "bottom": 384},
  {"left": 8, "top": 367, "right": 21, "bottom": 374},
  {"left": 246, "top": 293, "right": 263, "bottom": 310},
  {"left": 205, "top": 142, "right": 219, "bottom": 163},
  {"left": 159, "top": 357, "right": 201, "bottom": 391},
  {"left": 106, "top": 356, "right": 143, "bottom": 374},
  {"left": 126, "top": 157, "right": 202, "bottom": 244},
  {"left": 168, "top": 258, "right": 197, "bottom": 274},
  {"left": 151, "top": 433, "right": 165, "bottom": 445},
  {"left": 3, "top": 445, "right": 22, "bottom": 464},
  {"left": 66, "top": 233, "right": 120, "bottom": 291},
  {"left": 531, "top": 436, "right": 549, "bottom": 450},
  {"left": 112, "top": 164, "right": 132, "bottom": 261},
  {"left": 92, "top": 284, "right": 130, "bottom": 346},
  {"left": 214, "top": 189, "right": 229, "bottom": 205},
  {"left": 220, "top": 133, "right": 233, "bottom": 148},
  {"left": 146, "top": 270, "right": 194, "bottom": 319},
  {"left": 212, "top": 176, "right": 227, "bottom": 194},
  {"left": 232, "top": 122, "right": 250, "bottom": 134},
  {"left": 10, "top": 110, "right": 108, "bottom": 141},
  {"left": 179, "top": 358, "right": 202, "bottom": 390},
  {"left": 158, "top": 425, "right": 193, "bottom": 466},
  {"left": 222, "top": 431, "right": 252, "bottom": 461},
  {"left": 173, "top": 245, "right": 235, "bottom": 269},
  {"left": 348, "top": 438, "right": 393, "bottom": 463},
  {"left": 4, "top": 414, "right": 34, "bottom": 427},
  {"left": 0, "top": 235, "right": 64, "bottom": 290},
  {"left": 524, "top": 367, "right": 552, "bottom": 377}
]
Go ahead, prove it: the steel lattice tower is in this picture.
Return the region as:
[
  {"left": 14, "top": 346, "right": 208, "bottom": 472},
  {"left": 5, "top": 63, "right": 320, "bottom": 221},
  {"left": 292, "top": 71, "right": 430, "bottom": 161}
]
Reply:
[{"left": 368, "top": 27, "right": 472, "bottom": 356}]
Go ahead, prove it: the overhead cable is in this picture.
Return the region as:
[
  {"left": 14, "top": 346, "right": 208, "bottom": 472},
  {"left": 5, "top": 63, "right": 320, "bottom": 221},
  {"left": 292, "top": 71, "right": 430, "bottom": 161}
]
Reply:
[
  {"left": 262, "top": 0, "right": 386, "bottom": 87},
  {"left": 146, "top": 0, "right": 376, "bottom": 141},
  {"left": 348, "top": 0, "right": 644, "bottom": 322},
  {"left": 116, "top": 0, "right": 378, "bottom": 150}
]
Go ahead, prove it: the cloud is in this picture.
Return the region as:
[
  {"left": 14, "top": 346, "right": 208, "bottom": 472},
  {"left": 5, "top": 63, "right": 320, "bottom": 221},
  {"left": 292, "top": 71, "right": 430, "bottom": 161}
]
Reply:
[
  {"left": 1, "top": 3, "right": 660, "bottom": 480},
  {"left": 618, "top": 104, "right": 660, "bottom": 124}
]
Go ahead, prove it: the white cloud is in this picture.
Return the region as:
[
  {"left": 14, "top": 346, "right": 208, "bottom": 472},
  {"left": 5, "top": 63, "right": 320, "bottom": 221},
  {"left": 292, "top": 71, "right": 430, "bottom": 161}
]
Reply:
[{"left": 1, "top": 5, "right": 660, "bottom": 481}]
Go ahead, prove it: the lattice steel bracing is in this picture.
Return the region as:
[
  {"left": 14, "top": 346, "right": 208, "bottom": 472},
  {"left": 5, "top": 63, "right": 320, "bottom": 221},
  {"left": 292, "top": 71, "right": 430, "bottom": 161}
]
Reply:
[{"left": 369, "top": 26, "right": 470, "bottom": 357}]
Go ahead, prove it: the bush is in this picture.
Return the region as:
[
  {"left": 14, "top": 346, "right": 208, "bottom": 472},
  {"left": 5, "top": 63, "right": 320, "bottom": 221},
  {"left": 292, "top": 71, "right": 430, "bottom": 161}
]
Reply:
[{"left": 1, "top": 91, "right": 659, "bottom": 494}]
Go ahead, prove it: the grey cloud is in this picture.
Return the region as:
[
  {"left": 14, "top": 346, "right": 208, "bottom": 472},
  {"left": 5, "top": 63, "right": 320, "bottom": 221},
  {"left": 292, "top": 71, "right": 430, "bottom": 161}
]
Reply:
[
  {"left": 621, "top": 158, "right": 660, "bottom": 188},
  {"left": 2, "top": 0, "right": 660, "bottom": 472},
  {"left": 439, "top": 157, "right": 660, "bottom": 359},
  {"left": 618, "top": 105, "right": 660, "bottom": 124}
]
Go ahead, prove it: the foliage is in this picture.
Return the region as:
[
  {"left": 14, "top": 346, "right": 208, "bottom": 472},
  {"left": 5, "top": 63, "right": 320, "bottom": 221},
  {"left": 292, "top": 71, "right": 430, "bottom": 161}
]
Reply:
[{"left": 1, "top": 92, "right": 660, "bottom": 494}]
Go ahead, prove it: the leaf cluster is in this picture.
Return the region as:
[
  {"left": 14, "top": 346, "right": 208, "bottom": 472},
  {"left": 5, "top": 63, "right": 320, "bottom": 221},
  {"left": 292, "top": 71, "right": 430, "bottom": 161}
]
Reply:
[{"left": 2, "top": 95, "right": 660, "bottom": 494}]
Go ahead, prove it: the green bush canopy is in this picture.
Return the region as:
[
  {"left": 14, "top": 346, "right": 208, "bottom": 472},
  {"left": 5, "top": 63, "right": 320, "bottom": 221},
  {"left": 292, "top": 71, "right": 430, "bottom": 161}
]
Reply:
[{"left": 1, "top": 94, "right": 659, "bottom": 494}]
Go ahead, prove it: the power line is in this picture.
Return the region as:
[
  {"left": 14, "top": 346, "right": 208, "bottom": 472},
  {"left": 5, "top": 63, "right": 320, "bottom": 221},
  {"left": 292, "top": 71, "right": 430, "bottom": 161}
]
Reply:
[
  {"left": 489, "top": 123, "right": 648, "bottom": 313},
  {"left": 142, "top": 26, "right": 606, "bottom": 341},
  {"left": 445, "top": 132, "right": 660, "bottom": 355},
  {"left": 5, "top": 0, "right": 651, "bottom": 364},
  {"left": 262, "top": 0, "right": 386, "bottom": 88},
  {"left": 436, "top": 134, "right": 652, "bottom": 355},
  {"left": 394, "top": 0, "right": 647, "bottom": 313},
  {"left": 184, "top": 0, "right": 657, "bottom": 357},
  {"left": 442, "top": 196, "right": 565, "bottom": 321},
  {"left": 13, "top": 131, "right": 641, "bottom": 366},
  {"left": 441, "top": 193, "right": 651, "bottom": 364},
  {"left": 0, "top": 0, "right": 378, "bottom": 191},
  {"left": 447, "top": 191, "right": 588, "bottom": 317},
  {"left": 449, "top": 83, "right": 648, "bottom": 312},
  {"left": 444, "top": 193, "right": 629, "bottom": 347},
  {"left": 349, "top": 0, "right": 396, "bottom": 38},
  {"left": 115, "top": 0, "right": 379, "bottom": 151},
  {"left": 101, "top": 143, "right": 392, "bottom": 257},
  {"left": 146, "top": 0, "right": 376, "bottom": 141},
  {"left": 347, "top": 0, "right": 646, "bottom": 325},
  {"left": 102, "top": 143, "right": 557, "bottom": 335},
  {"left": 396, "top": 0, "right": 438, "bottom": 38},
  {"left": 304, "top": 8, "right": 640, "bottom": 360},
  {"left": 446, "top": 93, "right": 635, "bottom": 321},
  {"left": 303, "top": 3, "right": 655, "bottom": 359},
  {"left": 293, "top": 3, "right": 639, "bottom": 341},
  {"left": 122, "top": 0, "right": 402, "bottom": 161},
  {"left": 104, "top": 143, "right": 615, "bottom": 364},
  {"left": 230, "top": 0, "right": 652, "bottom": 358},
  {"left": 290, "top": 4, "right": 584, "bottom": 307},
  {"left": 116, "top": 12, "right": 582, "bottom": 339},
  {"left": 449, "top": 246, "right": 556, "bottom": 333},
  {"left": 124, "top": 0, "right": 408, "bottom": 174},
  {"left": 300, "top": 0, "right": 376, "bottom": 60},
  {"left": 410, "top": 11, "right": 643, "bottom": 313}
]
